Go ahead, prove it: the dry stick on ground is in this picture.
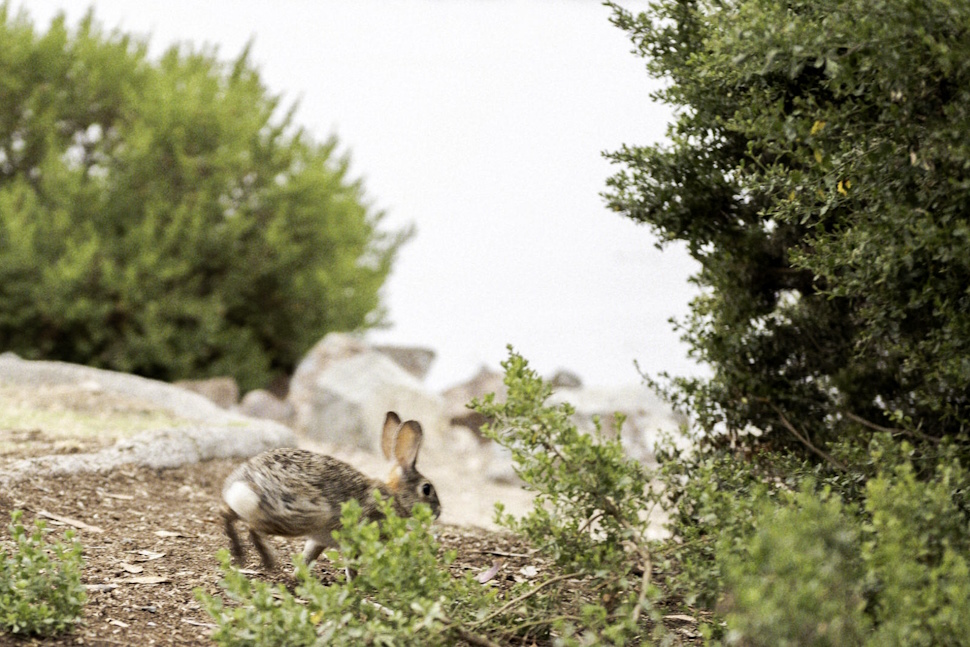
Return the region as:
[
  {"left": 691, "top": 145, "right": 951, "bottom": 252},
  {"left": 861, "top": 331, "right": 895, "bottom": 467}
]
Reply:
[
  {"left": 601, "top": 496, "right": 653, "bottom": 627},
  {"left": 469, "top": 571, "right": 581, "bottom": 629},
  {"left": 34, "top": 508, "right": 105, "bottom": 533},
  {"left": 470, "top": 549, "right": 534, "bottom": 559}
]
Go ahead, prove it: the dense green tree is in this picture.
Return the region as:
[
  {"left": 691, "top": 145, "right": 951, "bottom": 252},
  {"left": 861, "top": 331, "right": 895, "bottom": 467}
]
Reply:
[
  {"left": 606, "top": 0, "right": 970, "bottom": 451},
  {"left": 0, "top": 5, "right": 407, "bottom": 391}
]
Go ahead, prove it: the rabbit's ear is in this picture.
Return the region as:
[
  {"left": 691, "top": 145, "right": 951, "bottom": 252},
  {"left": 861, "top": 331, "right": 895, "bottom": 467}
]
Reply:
[
  {"left": 382, "top": 412, "right": 402, "bottom": 461},
  {"left": 394, "top": 421, "right": 423, "bottom": 470}
]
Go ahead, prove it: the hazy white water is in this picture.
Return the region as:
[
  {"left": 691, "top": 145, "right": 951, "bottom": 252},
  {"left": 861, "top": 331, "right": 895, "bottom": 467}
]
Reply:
[{"left": 14, "top": 0, "right": 704, "bottom": 390}]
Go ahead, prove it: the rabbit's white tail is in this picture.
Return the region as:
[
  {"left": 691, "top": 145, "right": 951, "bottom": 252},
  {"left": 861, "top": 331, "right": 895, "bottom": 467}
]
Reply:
[{"left": 224, "top": 481, "right": 261, "bottom": 520}]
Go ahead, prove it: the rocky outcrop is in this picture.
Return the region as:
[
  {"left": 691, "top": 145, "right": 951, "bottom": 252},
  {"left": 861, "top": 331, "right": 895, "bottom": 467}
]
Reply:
[
  {"left": 175, "top": 377, "right": 240, "bottom": 409},
  {"left": 373, "top": 344, "right": 436, "bottom": 380},
  {"left": 0, "top": 343, "right": 688, "bottom": 493},
  {"left": 549, "top": 384, "right": 686, "bottom": 465},
  {"left": 548, "top": 369, "right": 582, "bottom": 389},
  {"left": 440, "top": 365, "right": 686, "bottom": 482},
  {"left": 0, "top": 355, "right": 296, "bottom": 483},
  {"left": 442, "top": 366, "right": 506, "bottom": 437},
  {"left": 239, "top": 389, "right": 294, "bottom": 424},
  {"left": 287, "top": 335, "right": 445, "bottom": 452}
]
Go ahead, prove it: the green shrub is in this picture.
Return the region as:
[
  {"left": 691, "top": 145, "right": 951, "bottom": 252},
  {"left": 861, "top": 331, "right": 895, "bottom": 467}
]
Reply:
[
  {"left": 862, "top": 447, "right": 970, "bottom": 646},
  {"left": 659, "top": 435, "right": 970, "bottom": 645},
  {"left": 196, "top": 554, "right": 319, "bottom": 647},
  {"left": 606, "top": 0, "right": 970, "bottom": 455},
  {"left": 0, "top": 510, "right": 86, "bottom": 636},
  {"left": 198, "top": 497, "right": 496, "bottom": 647},
  {"left": 718, "top": 485, "right": 871, "bottom": 647},
  {"left": 471, "top": 348, "right": 662, "bottom": 645},
  {"left": 652, "top": 427, "right": 768, "bottom": 606},
  {"left": 0, "top": 7, "right": 408, "bottom": 390}
]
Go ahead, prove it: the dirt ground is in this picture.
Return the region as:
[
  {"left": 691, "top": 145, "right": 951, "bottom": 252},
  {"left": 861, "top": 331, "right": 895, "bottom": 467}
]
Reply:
[
  {"left": 0, "top": 378, "right": 697, "bottom": 646},
  {"left": 0, "top": 377, "right": 546, "bottom": 646},
  {"left": 1, "top": 458, "right": 543, "bottom": 647}
]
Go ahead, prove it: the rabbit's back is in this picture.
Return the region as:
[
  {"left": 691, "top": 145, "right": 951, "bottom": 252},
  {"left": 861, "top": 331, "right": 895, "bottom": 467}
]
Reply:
[{"left": 223, "top": 448, "right": 377, "bottom": 537}]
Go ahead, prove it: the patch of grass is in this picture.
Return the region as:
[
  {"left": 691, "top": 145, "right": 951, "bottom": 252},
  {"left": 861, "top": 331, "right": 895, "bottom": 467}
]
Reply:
[{"left": 0, "top": 384, "right": 187, "bottom": 456}]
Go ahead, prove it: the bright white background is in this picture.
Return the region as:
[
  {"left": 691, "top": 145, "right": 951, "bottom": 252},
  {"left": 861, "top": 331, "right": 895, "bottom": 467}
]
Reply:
[{"left": 15, "top": 0, "right": 703, "bottom": 390}]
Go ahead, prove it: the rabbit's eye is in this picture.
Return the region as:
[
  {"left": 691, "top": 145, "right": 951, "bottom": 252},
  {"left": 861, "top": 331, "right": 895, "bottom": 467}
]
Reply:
[{"left": 421, "top": 482, "right": 433, "bottom": 497}]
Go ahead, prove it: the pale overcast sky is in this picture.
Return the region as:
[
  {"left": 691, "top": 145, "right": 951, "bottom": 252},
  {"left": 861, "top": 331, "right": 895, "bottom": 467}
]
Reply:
[{"left": 15, "top": 0, "right": 704, "bottom": 389}]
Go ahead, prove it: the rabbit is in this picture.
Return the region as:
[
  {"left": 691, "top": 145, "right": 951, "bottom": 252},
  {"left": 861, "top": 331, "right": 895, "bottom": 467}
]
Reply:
[{"left": 221, "top": 411, "right": 441, "bottom": 571}]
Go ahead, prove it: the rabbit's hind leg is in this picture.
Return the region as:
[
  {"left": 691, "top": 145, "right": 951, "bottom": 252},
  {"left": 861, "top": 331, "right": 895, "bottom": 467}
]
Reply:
[
  {"left": 221, "top": 505, "right": 246, "bottom": 565},
  {"left": 249, "top": 529, "right": 277, "bottom": 571}
]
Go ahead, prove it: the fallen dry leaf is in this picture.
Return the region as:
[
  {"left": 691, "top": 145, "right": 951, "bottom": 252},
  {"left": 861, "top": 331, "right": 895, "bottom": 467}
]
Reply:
[
  {"left": 475, "top": 559, "right": 504, "bottom": 584},
  {"left": 119, "top": 562, "right": 144, "bottom": 574},
  {"left": 519, "top": 565, "right": 539, "bottom": 579},
  {"left": 154, "top": 530, "right": 192, "bottom": 538}
]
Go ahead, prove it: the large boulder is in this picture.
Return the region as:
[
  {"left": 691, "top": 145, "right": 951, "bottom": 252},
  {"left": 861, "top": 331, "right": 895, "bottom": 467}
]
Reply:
[
  {"left": 373, "top": 344, "right": 436, "bottom": 380},
  {"left": 549, "top": 384, "right": 687, "bottom": 464},
  {"left": 442, "top": 366, "right": 506, "bottom": 436},
  {"left": 287, "top": 333, "right": 368, "bottom": 434},
  {"left": 175, "top": 376, "right": 240, "bottom": 409},
  {"left": 238, "top": 388, "right": 294, "bottom": 425},
  {"left": 288, "top": 341, "right": 445, "bottom": 453},
  {"left": 0, "top": 354, "right": 296, "bottom": 483}
]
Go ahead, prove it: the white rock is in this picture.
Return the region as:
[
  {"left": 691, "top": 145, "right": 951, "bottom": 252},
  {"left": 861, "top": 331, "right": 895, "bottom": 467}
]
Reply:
[
  {"left": 441, "top": 366, "right": 506, "bottom": 433},
  {"left": 484, "top": 442, "right": 521, "bottom": 484},
  {"left": 293, "top": 351, "right": 445, "bottom": 453},
  {"left": 549, "top": 384, "right": 687, "bottom": 464},
  {"left": 0, "top": 355, "right": 297, "bottom": 484},
  {"left": 238, "top": 389, "right": 294, "bottom": 424},
  {"left": 373, "top": 344, "right": 436, "bottom": 380},
  {"left": 175, "top": 377, "right": 240, "bottom": 409}
]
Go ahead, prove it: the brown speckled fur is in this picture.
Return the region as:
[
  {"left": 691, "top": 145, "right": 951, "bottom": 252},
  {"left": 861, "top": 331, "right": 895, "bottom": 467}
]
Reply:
[{"left": 221, "top": 412, "right": 440, "bottom": 571}]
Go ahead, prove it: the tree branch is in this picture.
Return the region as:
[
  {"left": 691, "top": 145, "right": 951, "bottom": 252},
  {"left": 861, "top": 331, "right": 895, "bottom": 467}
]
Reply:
[
  {"left": 843, "top": 411, "right": 940, "bottom": 444},
  {"left": 766, "top": 402, "right": 849, "bottom": 472}
]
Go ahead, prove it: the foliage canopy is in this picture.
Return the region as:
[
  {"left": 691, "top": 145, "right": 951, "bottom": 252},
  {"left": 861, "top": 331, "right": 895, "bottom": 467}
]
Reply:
[
  {"left": 605, "top": 0, "right": 970, "bottom": 641},
  {"left": 0, "top": 5, "right": 407, "bottom": 390},
  {"left": 606, "top": 0, "right": 970, "bottom": 448}
]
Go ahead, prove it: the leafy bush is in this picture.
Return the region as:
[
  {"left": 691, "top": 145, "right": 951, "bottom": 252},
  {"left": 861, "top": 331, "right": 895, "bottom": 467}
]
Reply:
[
  {"left": 195, "top": 560, "right": 318, "bottom": 647},
  {"left": 603, "top": 0, "right": 970, "bottom": 638},
  {"left": 718, "top": 485, "right": 871, "bottom": 646},
  {"left": 198, "top": 498, "right": 496, "bottom": 647},
  {"left": 0, "top": 510, "right": 86, "bottom": 636},
  {"left": 658, "top": 435, "right": 970, "bottom": 645},
  {"left": 606, "top": 0, "right": 970, "bottom": 452},
  {"left": 653, "top": 441, "right": 779, "bottom": 610},
  {"left": 861, "top": 446, "right": 970, "bottom": 645},
  {"left": 472, "top": 348, "right": 663, "bottom": 644},
  {"left": 0, "top": 7, "right": 408, "bottom": 390}
]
